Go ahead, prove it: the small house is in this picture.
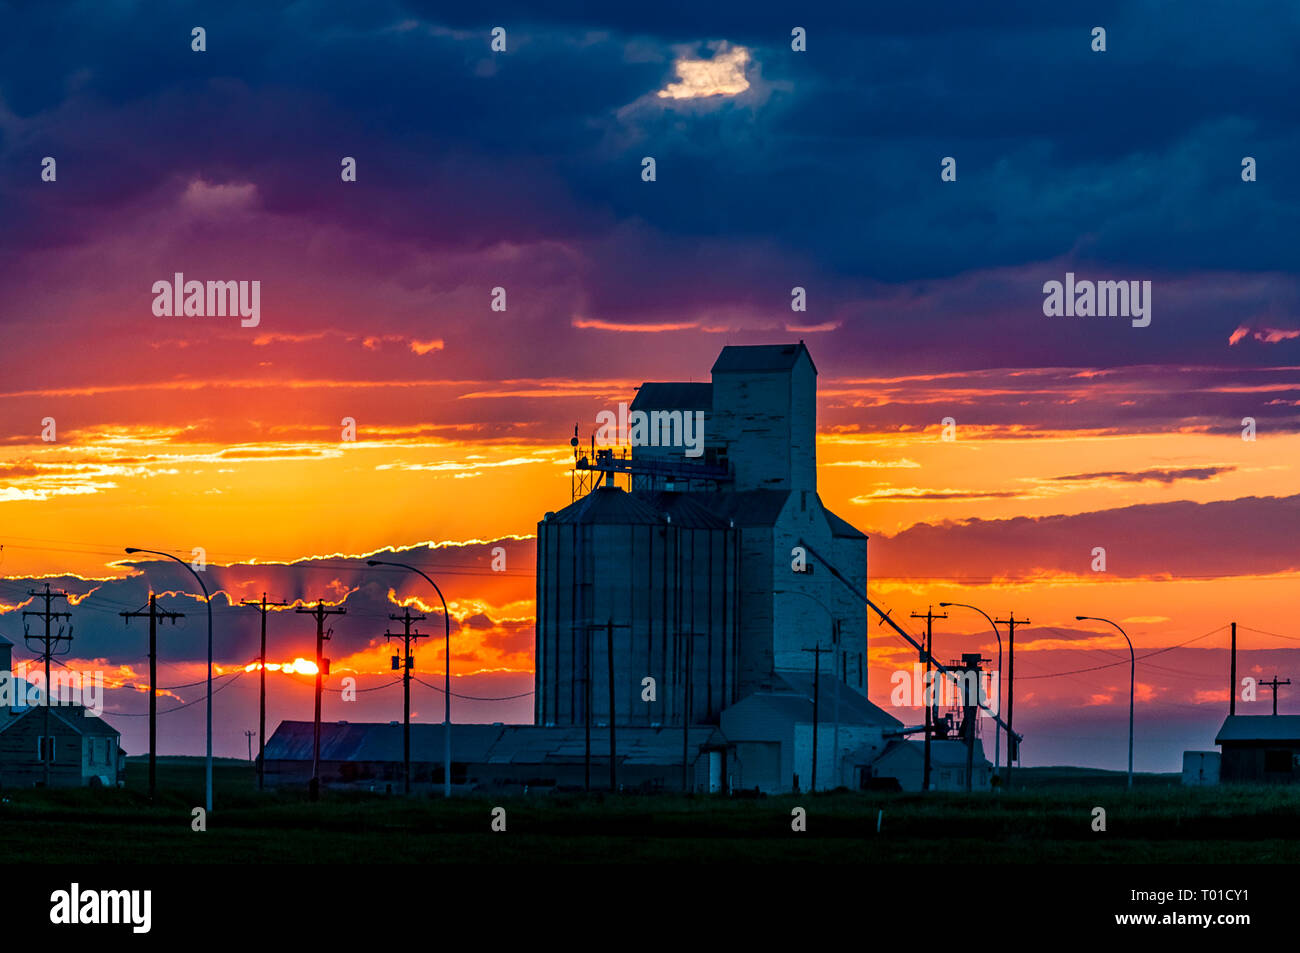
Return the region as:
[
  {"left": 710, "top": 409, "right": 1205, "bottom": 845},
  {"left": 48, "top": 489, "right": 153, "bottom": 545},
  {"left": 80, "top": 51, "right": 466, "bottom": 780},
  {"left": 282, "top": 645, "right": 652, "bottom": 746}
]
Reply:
[
  {"left": 868, "top": 738, "right": 992, "bottom": 792},
  {"left": 0, "top": 634, "right": 125, "bottom": 789},
  {"left": 1214, "top": 715, "right": 1300, "bottom": 783}
]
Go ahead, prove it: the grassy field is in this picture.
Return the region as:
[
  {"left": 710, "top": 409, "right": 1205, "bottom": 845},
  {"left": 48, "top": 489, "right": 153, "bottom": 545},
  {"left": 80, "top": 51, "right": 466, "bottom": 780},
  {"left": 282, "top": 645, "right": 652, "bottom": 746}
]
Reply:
[{"left": 2, "top": 757, "right": 1297, "bottom": 863}]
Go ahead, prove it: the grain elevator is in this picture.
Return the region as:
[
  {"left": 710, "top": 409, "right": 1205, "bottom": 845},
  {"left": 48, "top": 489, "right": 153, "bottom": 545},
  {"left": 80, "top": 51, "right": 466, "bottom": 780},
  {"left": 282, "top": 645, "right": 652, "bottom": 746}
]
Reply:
[{"left": 535, "top": 343, "right": 903, "bottom": 793}]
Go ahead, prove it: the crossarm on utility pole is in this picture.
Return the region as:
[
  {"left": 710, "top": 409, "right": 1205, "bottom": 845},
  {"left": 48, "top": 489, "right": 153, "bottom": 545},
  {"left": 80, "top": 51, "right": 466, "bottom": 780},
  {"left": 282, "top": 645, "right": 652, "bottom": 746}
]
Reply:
[{"left": 796, "top": 538, "right": 1023, "bottom": 746}]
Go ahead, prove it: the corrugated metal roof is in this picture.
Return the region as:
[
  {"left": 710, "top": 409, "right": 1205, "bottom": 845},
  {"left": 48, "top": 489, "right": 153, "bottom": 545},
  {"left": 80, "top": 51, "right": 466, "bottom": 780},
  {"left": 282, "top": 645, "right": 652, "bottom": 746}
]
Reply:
[
  {"left": 549, "top": 490, "right": 855, "bottom": 534},
  {"left": 265, "top": 721, "right": 721, "bottom": 767},
  {"left": 691, "top": 490, "right": 790, "bottom": 527},
  {"left": 484, "top": 726, "right": 719, "bottom": 765},
  {"left": 1215, "top": 715, "right": 1300, "bottom": 743},
  {"left": 265, "top": 721, "right": 504, "bottom": 762},
  {"left": 545, "top": 486, "right": 666, "bottom": 526},
  {"left": 630, "top": 382, "right": 712, "bottom": 412},
  {"left": 647, "top": 492, "right": 733, "bottom": 529},
  {"left": 711, "top": 342, "right": 816, "bottom": 375}
]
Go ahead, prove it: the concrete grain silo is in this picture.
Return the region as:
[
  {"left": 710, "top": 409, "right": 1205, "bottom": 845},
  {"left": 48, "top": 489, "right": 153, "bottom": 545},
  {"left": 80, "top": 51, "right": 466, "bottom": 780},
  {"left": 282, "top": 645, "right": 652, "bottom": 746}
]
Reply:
[{"left": 535, "top": 483, "right": 737, "bottom": 729}]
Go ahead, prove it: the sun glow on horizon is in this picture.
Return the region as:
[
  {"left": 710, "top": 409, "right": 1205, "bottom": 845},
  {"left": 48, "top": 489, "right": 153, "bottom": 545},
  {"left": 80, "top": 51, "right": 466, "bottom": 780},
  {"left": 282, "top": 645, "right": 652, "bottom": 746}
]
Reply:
[{"left": 244, "top": 657, "right": 318, "bottom": 675}]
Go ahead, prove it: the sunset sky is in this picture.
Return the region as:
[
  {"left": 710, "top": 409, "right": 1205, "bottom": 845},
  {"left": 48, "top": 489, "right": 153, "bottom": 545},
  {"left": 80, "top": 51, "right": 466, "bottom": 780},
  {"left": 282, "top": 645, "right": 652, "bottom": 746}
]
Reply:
[{"left": 1, "top": 2, "right": 1297, "bottom": 771}]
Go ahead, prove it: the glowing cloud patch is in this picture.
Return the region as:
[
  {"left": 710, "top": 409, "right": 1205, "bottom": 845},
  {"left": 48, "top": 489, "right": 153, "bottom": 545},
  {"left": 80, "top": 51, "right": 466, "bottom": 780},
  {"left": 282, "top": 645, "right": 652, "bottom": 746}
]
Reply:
[
  {"left": 181, "top": 178, "right": 258, "bottom": 214},
  {"left": 657, "top": 45, "right": 750, "bottom": 100},
  {"left": 245, "top": 657, "right": 318, "bottom": 676}
]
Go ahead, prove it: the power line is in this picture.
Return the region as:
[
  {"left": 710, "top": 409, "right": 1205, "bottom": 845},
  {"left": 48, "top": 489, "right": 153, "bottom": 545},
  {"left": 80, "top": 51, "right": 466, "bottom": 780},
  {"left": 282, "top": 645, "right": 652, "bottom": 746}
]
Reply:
[
  {"left": 412, "top": 676, "right": 534, "bottom": 701},
  {"left": 160, "top": 672, "right": 239, "bottom": 691},
  {"left": 326, "top": 678, "right": 403, "bottom": 694},
  {"left": 1239, "top": 625, "right": 1300, "bottom": 643},
  {"left": 1018, "top": 624, "right": 1228, "bottom": 680},
  {"left": 13, "top": 650, "right": 247, "bottom": 693},
  {"left": 106, "top": 670, "right": 247, "bottom": 716}
]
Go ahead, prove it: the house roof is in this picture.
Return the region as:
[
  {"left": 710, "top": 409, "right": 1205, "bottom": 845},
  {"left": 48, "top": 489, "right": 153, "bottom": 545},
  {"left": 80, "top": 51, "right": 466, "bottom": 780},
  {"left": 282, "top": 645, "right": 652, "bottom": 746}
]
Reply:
[
  {"left": 64, "top": 708, "right": 123, "bottom": 736},
  {"left": 1215, "top": 715, "right": 1300, "bottom": 744},
  {"left": 630, "top": 382, "right": 712, "bottom": 412},
  {"left": 874, "top": 739, "right": 988, "bottom": 767},
  {"left": 264, "top": 721, "right": 504, "bottom": 763},
  {"left": 711, "top": 342, "right": 817, "bottom": 375},
  {"left": 0, "top": 705, "right": 121, "bottom": 738}
]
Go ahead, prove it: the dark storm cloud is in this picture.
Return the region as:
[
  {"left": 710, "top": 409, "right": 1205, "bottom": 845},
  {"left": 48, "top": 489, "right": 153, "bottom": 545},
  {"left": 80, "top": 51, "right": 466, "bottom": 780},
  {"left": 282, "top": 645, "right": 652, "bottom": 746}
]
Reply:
[
  {"left": 872, "top": 493, "right": 1300, "bottom": 580},
  {"left": 0, "top": 538, "right": 535, "bottom": 667},
  {"left": 1, "top": 0, "right": 1297, "bottom": 376},
  {"left": 821, "top": 364, "right": 1300, "bottom": 435}
]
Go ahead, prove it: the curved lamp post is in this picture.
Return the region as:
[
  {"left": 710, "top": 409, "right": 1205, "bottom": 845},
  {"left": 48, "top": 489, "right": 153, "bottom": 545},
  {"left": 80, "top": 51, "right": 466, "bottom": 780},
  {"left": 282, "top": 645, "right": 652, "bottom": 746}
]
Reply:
[
  {"left": 1077, "top": 615, "right": 1134, "bottom": 789},
  {"left": 940, "top": 602, "right": 1003, "bottom": 782},
  {"left": 368, "top": 560, "right": 452, "bottom": 797},
  {"left": 125, "top": 547, "right": 213, "bottom": 813}
]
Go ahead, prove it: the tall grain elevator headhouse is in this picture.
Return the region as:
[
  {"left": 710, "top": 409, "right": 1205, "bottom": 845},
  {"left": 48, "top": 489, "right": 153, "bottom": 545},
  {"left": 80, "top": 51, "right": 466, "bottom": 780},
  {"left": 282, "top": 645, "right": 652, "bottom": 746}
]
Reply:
[{"left": 536, "top": 343, "right": 905, "bottom": 793}]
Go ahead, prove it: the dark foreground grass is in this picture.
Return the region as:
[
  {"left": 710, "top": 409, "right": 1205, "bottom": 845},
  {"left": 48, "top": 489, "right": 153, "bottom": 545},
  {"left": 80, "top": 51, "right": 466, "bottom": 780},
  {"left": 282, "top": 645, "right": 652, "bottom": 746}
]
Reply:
[{"left": 2, "top": 758, "right": 1297, "bottom": 863}]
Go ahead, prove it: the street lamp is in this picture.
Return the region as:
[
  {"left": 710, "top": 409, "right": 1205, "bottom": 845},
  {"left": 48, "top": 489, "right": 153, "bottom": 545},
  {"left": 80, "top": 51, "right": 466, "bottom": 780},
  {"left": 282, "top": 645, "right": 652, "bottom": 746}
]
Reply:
[
  {"left": 368, "top": 560, "right": 452, "bottom": 797},
  {"left": 125, "top": 547, "right": 213, "bottom": 814},
  {"left": 1076, "top": 615, "right": 1134, "bottom": 789},
  {"left": 940, "top": 602, "right": 1003, "bottom": 784}
]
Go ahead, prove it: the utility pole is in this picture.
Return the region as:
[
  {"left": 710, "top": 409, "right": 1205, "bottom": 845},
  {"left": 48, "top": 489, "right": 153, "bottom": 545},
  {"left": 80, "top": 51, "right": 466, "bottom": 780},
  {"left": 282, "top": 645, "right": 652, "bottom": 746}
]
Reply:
[
  {"left": 385, "top": 606, "right": 427, "bottom": 794},
  {"left": 585, "top": 623, "right": 592, "bottom": 792},
  {"left": 23, "top": 583, "right": 71, "bottom": 788},
  {"left": 241, "top": 594, "right": 287, "bottom": 792},
  {"left": 121, "top": 593, "right": 184, "bottom": 801},
  {"left": 832, "top": 619, "right": 841, "bottom": 789},
  {"left": 582, "top": 621, "right": 631, "bottom": 792},
  {"left": 606, "top": 619, "right": 617, "bottom": 794},
  {"left": 801, "top": 643, "right": 833, "bottom": 792},
  {"left": 296, "top": 600, "right": 345, "bottom": 800},
  {"left": 1261, "top": 676, "right": 1291, "bottom": 716},
  {"left": 245, "top": 729, "right": 255, "bottom": 761},
  {"left": 995, "top": 612, "right": 1028, "bottom": 789},
  {"left": 678, "top": 630, "right": 705, "bottom": 793},
  {"left": 1229, "top": 622, "right": 1237, "bottom": 716},
  {"left": 911, "top": 606, "right": 947, "bottom": 792},
  {"left": 681, "top": 631, "right": 691, "bottom": 793}
]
